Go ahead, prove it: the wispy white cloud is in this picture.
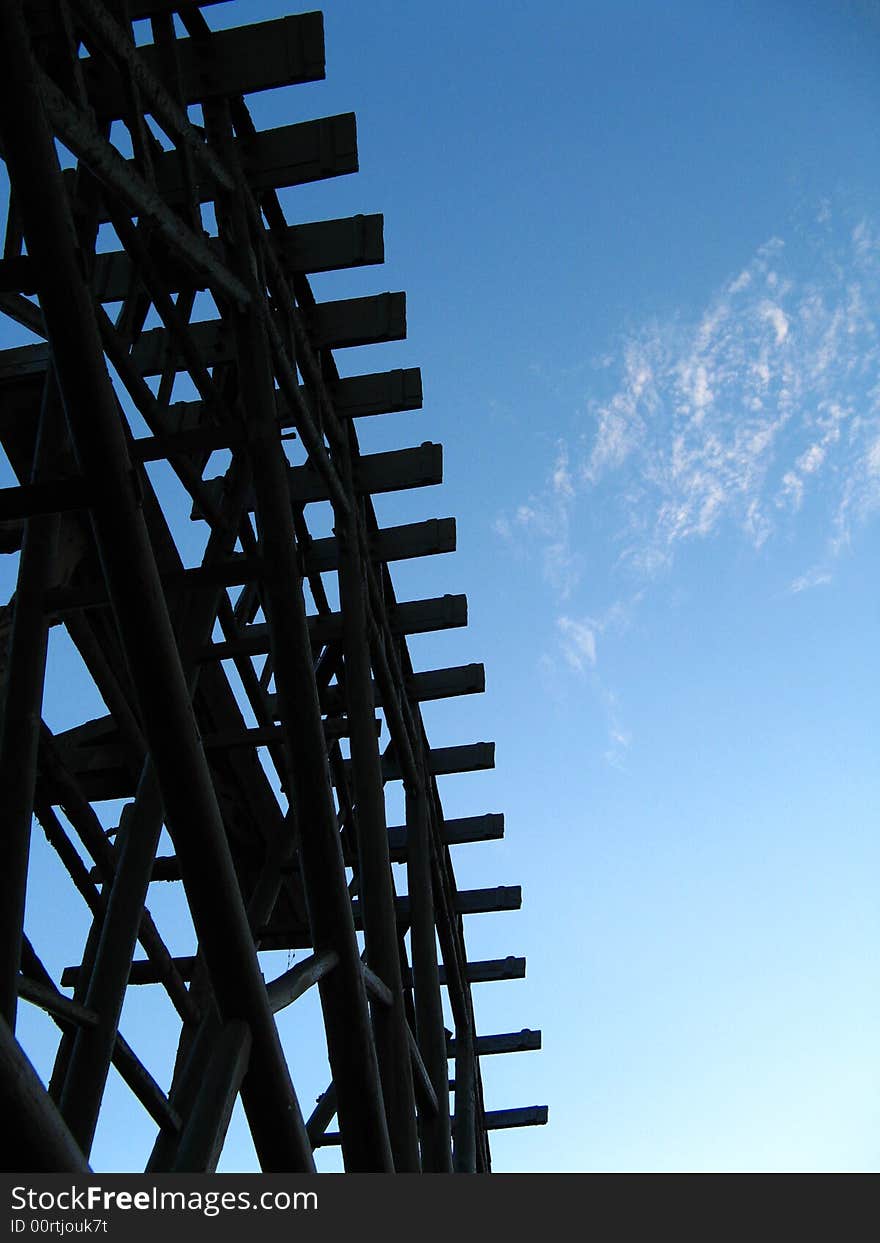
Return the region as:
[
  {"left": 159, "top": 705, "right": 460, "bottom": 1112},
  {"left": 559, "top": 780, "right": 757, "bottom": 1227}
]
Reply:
[
  {"left": 551, "top": 444, "right": 575, "bottom": 499},
  {"left": 790, "top": 567, "right": 832, "bottom": 594},
  {"left": 557, "top": 616, "right": 597, "bottom": 671},
  {"left": 493, "top": 439, "right": 581, "bottom": 598},
  {"left": 539, "top": 616, "right": 634, "bottom": 767},
  {"left": 498, "top": 208, "right": 880, "bottom": 758},
  {"left": 541, "top": 218, "right": 880, "bottom": 576},
  {"left": 598, "top": 685, "right": 632, "bottom": 769},
  {"left": 554, "top": 593, "right": 643, "bottom": 675}
]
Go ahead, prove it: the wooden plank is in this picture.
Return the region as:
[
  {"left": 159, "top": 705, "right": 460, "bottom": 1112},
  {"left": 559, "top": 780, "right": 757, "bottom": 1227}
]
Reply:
[
  {"left": 479, "top": 1106, "right": 548, "bottom": 1131},
  {"left": 362, "top": 965, "right": 393, "bottom": 1007},
  {"left": 257, "top": 887, "right": 522, "bottom": 951},
  {"left": 387, "top": 812, "right": 503, "bottom": 860},
  {"left": 266, "top": 950, "right": 339, "bottom": 1014},
  {"left": 0, "top": 340, "right": 52, "bottom": 380},
  {"left": 291, "top": 440, "right": 439, "bottom": 503},
  {"left": 72, "top": 114, "right": 358, "bottom": 222},
  {"left": 305, "top": 1086, "right": 337, "bottom": 1147},
  {"left": 448, "top": 956, "right": 525, "bottom": 985},
  {"left": 0, "top": 478, "right": 89, "bottom": 521},
  {"left": 341, "top": 740, "right": 493, "bottom": 785},
  {"left": 434, "top": 886, "right": 521, "bottom": 917},
  {"left": 407, "top": 1025, "right": 439, "bottom": 1118},
  {"left": 172, "top": 1021, "right": 252, "bottom": 1173},
  {"left": 447, "top": 1030, "right": 542, "bottom": 1058},
  {"left": 194, "top": 442, "right": 442, "bottom": 518},
  {"left": 266, "top": 661, "right": 484, "bottom": 719},
  {"left": 84, "top": 15, "right": 326, "bottom": 120},
  {"left": 330, "top": 368, "right": 423, "bottom": 419},
  {"left": 77, "top": 215, "right": 384, "bottom": 303},
  {"left": 201, "top": 725, "right": 287, "bottom": 749},
  {"left": 317, "top": 1106, "right": 547, "bottom": 1146},
  {"left": 69, "top": 951, "right": 527, "bottom": 989},
  {"left": 202, "top": 718, "right": 356, "bottom": 748},
  {"left": 125, "top": 319, "right": 228, "bottom": 377},
  {"left": 17, "top": 976, "right": 98, "bottom": 1028},
  {"left": 402, "top": 955, "right": 525, "bottom": 988},
  {"left": 154, "top": 367, "right": 422, "bottom": 440},
  {"left": 326, "top": 591, "right": 467, "bottom": 642},
  {"left": 148, "top": 857, "right": 181, "bottom": 883},
  {"left": 307, "top": 518, "right": 455, "bottom": 575},
  {"left": 62, "top": 959, "right": 195, "bottom": 988},
  {"left": 124, "top": 293, "right": 404, "bottom": 377},
  {"left": 307, "top": 292, "right": 405, "bottom": 350},
  {"left": 388, "top": 810, "right": 500, "bottom": 861},
  {"left": 278, "top": 213, "right": 384, "bottom": 275},
  {"left": 130, "top": 423, "right": 249, "bottom": 462},
  {"left": 19, "top": 955, "right": 183, "bottom": 1136},
  {"left": 404, "top": 664, "right": 484, "bottom": 704},
  {"left": 201, "top": 593, "right": 467, "bottom": 661}
]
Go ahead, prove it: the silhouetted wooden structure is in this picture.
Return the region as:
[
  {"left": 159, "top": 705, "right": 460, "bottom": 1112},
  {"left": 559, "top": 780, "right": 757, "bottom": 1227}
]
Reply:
[{"left": 0, "top": 0, "right": 544, "bottom": 1172}]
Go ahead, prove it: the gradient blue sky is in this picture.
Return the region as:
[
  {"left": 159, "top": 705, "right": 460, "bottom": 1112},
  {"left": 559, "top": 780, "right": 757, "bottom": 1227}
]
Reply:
[{"left": 6, "top": 0, "right": 880, "bottom": 1173}]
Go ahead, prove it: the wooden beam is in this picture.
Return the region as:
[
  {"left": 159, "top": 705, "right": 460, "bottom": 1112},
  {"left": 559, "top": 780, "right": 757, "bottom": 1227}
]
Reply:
[
  {"left": 202, "top": 594, "right": 467, "bottom": 661},
  {"left": 342, "top": 741, "right": 493, "bottom": 786},
  {"left": 448, "top": 956, "right": 525, "bottom": 985},
  {"left": 290, "top": 441, "right": 442, "bottom": 505},
  {"left": 448, "top": 1030, "right": 542, "bottom": 1058},
  {"left": 193, "top": 442, "right": 442, "bottom": 518},
  {"left": 22, "top": 943, "right": 182, "bottom": 1136},
  {"left": 362, "top": 965, "right": 393, "bottom": 1008},
  {"left": 146, "top": 368, "right": 422, "bottom": 448},
  {"left": 476, "top": 1106, "right": 548, "bottom": 1131},
  {"left": 265, "top": 662, "right": 484, "bottom": 720},
  {"left": 407, "top": 1026, "right": 439, "bottom": 1118},
  {"left": 120, "top": 294, "right": 405, "bottom": 378},
  {"left": 387, "top": 812, "right": 502, "bottom": 861},
  {"left": 171, "top": 1021, "right": 251, "bottom": 1172},
  {"left": 308, "top": 518, "right": 455, "bottom": 574},
  {"left": 256, "top": 887, "right": 523, "bottom": 951},
  {"left": 68, "top": 114, "right": 358, "bottom": 223},
  {"left": 308, "top": 292, "right": 405, "bottom": 349},
  {"left": 83, "top": 15, "right": 326, "bottom": 121},
  {"left": 306, "top": 1086, "right": 337, "bottom": 1148},
  {"left": 0, "top": 478, "right": 89, "bottom": 522},
  {"left": 66, "top": 215, "right": 384, "bottom": 303},
  {"left": 17, "top": 976, "right": 98, "bottom": 1028},
  {"left": 266, "top": 950, "right": 339, "bottom": 1014},
  {"left": 105, "top": 815, "right": 509, "bottom": 885},
  {"left": 0, "top": 1015, "right": 90, "bottom": 1172},
  {"left": 330, "top": 368, "right": 423, "bottom": 419},
  {"left": 69, "top": 951, "right": 527, "bottom": 990},
  {"left": 316, "top": 1106, "right": 548, "bottom": 1146}
]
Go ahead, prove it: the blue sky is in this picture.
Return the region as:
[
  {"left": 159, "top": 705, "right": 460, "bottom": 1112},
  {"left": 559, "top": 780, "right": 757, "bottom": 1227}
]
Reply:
[{"left": 6, "top": 0, "right": 880, "bottom": 1172}]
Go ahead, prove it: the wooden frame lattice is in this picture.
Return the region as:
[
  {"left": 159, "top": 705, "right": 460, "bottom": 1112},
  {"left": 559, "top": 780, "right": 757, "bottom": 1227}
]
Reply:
[{"left": 0, "top": 0, "right": 545, "bottom": 1173}]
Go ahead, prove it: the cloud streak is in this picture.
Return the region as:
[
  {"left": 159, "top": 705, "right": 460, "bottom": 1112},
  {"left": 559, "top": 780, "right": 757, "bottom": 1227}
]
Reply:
[
  {"left": 575, "top": 224, "right": 880, "bottom": 574},
  {"left": 499, "top": 209, "right": 880, "bottom": 758},
  {"left": 503, "top": 214, "right": 880, "bottom": 599}
]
